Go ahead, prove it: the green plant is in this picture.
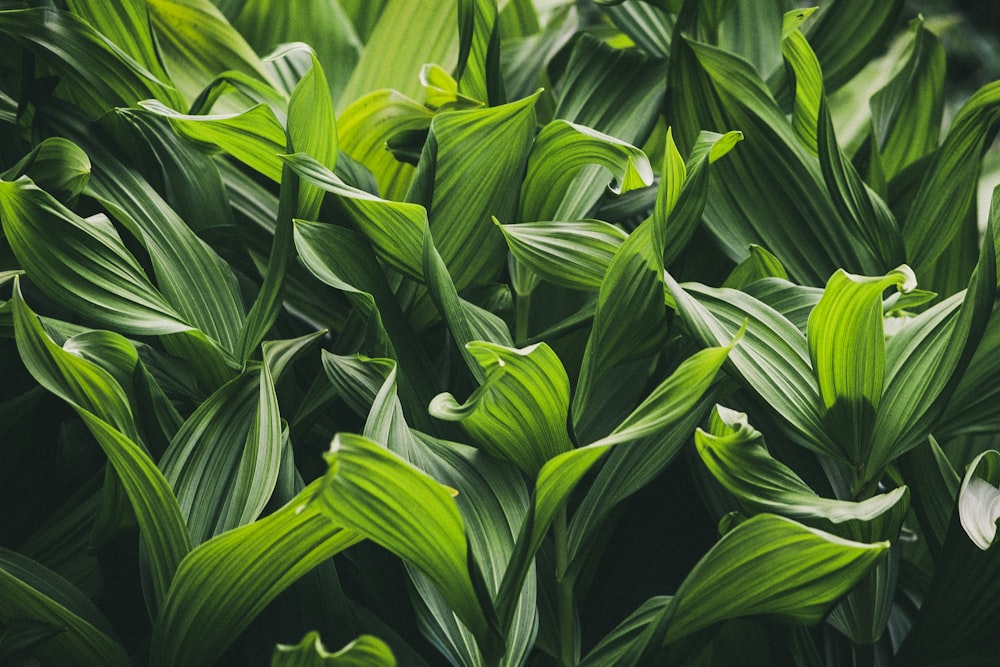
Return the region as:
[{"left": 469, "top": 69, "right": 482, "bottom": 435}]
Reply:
[{"left": 0, "top": 1, "right": 999, "bottom": 665}]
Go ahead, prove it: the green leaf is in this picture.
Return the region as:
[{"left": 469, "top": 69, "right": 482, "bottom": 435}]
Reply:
[
  {"left": 904, "top": 80, "right": 1000, "bottom": 280},
  {"left": 496, "top": 342, "right": 732, "bottom": 629},
  {"left": 272, "top": 632, "right": 396, "bottom": 667},
  {"left": 12, "top": 283, "right": 192, "bottom": 612},
  {"left": 780, "top": 9, "right": 821, "bottom": 154},
  {"left": 721, "top": 245, "right": 788, "bottom": 289},
  {"left": 1, "top": 138, "right": 91, "bottom": 205},
  {"left": 497, "top": 218, "right": 628, "bottom": 291},
  {"left": 287, "top": 49, "right": 337, "bottom": 221},
  {"left": 586, "top": 515, "right": 888, "bottom": 660},
  {"left": 0, "top": 548, "right": 129, "bottom": 667},
  {"left": 312, "top": 433, "right": 501, "bottom": 660},
  {"left": 0, "top": 176, "right": 191, "bottom": 336},
  {"left": 147, "top": 0, "right": 278, "bottom": 107},
  {"left": 150, "top": 481, "right": 362, "bottom": 667},
  {"left": 430, "top": 341, "right": 573, "bottom": 476},
  {"left": 0, "top": 7, "right": 177, "bottom": 116},
  {"left": 806, "top": 266, "right": 915, "bottom": 465},
  {"left": 337, "top": 90, "right": 435, "bottom": 200},
  {"left": 455, "top": 0, "right": 504, "bottom": 105},
  {"left": 519, "top": 120, "right": 654, "bottom": 223},
  {"left": 410, "top": 93, "right": 537, "bottom": 290},
  {"left": 869, "top": 18, "right": 945, "bottom": 181},
  {"left": 160, "top": 364, "right": 281, "bottom": 545},
  {"left": 138, "top": 99, "right": 287, "bottom": 182},
  {"left": 695, "top": 406, "right": 909, "bottom": 542},
  {"left": 65, "top": 0, "right": 171, "bottom": 84},
  {"left": 339, "top": 0, "right": 459, "bottom": 107}
]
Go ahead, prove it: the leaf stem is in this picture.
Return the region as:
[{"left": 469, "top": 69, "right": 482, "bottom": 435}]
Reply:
[
  {"left": 515, "top": 291, "right": 531, "bottom": 344},
  {"left": 554, "top": 505, "right": 577, "bottom": 667}
]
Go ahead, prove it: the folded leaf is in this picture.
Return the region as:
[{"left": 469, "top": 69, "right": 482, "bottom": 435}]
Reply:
[{"left": 271, "top": 632, "right": 396, "bottom": 667}]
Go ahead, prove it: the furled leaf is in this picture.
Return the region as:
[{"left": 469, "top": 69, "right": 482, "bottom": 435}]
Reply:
[
  {"left": 430, "top": 341, "right": 573, "bottom": 476},
  {"left": 806, "top": 266, "right": 915, "bottom": 465},
  {"left": 497, "top": 218, "right": 627, "bottom": 291},
  {"left": 12, "top": 283, "right": 192, "bottom": 612},
  {"left": 454, "top": 0, "right": 504, "bottom": 105},
  {"left": 272, "top": 632, "right": 395, "bottom": 667},
  {"left": 150, "top": 481, "right": 362, "bottom": 667},
  {"left": 1, "top": 137, "right": 91, "bottom": 205},
  {"left": 519, "top": 120, "right": 654, "bottom": 223},
  {"left": 0, "top": 549, "right": 129, "bottom": 667},
  {"left": 64, "top": 0, "right": 170, "bottom": 82},
  {"left": 313, "top": 433, "right": 501, "bottom": 660}
]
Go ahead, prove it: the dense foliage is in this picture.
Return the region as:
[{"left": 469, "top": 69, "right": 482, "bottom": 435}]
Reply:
[{"left": 1, "top": 1, "right": 999, "bottom": 665}]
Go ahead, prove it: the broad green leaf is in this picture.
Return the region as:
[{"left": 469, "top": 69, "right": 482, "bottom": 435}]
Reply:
[
  {"left": 160, "top": 364, "right": 281, "bottom": 544},
  {"left": 586, "top": 515, "right": 888, "bottom": 661},
  {"left": 870, "top": 18, "right": 945, "bottom": 181},
  {"left": 578, "top": 597, "right": 672, "bottom": 667},
  {"left": 780, "top": 8, "right": 821, "bottom": 154},
  {"left": 233, "top": 0, "right": 361, "bottom": 103},
  {"left": 870, "top": 210, "right": 998, "bottom": 474},
  {"left": 0, "top": 7, "right": 177, "bottom": 116},
  {"left": 496, "top": 342, "right": 732, "bottom": 629},
  {"left": 0, "top": 548, "right": 129, "bottom": 667},
  {"left": 721, "top": 245, "right": 788, "bottom": 289},
  {"left": 287, "top": 50, "right": 338, "bottom": 220},
  {"left": 803, "top": 0, "right": 904, "bottom": 91},
  {"left": 695, "top": 406, "right": 909, "bottom": 542},
  {"left": 940, "top": 311, "right": 1000, "bottom": 438},
  {"left": 283, "top": 153, "right": 426, "bottom": 278},
  {"left": 807, "top": 266, "right": 915, "bottom": 465},
  {"left": 313, "top": 433, "right": 501, "bottom": 659},
  {"left": 430, "top": 341, "right": 573, "bottom": 476},
  {"left": 601, "top": 2, "right": 673, "bottom": 60},
  {"left": 1, "top": 137, "right": 91, "bottom": 205},
  {"left": 519, "top": 120, "right": 654, "bottom": 223},
  {"left": 65, "top": 0, "right": 170, "bottom": 83},
  {"left": 409, "top": 93, "right": 537, "bottom": 290},
  {"left": 138, "top": 99, "right": 286, "bottom": 182},
  {"left": 337, "top": 90, "right": 435, "bottom": 200},
  {"left": 905, "top": 80, "right": 1000, "bottom": 280},
  {"left": 148, "top": 0, "right": 279, "bottom": 107},
  {"left": 0, "top": 176, "right": 189, "bottom": 336},
  {"left": 665, "top": 273, "right": 837, "bottom": 460},
  {"left": 455, "top": 0, "right": 504, "bottom": 105},
  {"left": 895, "top": 449, "right": 1000, "bottom": 663},
  {"left": 272, "top": 632, "right": 395, "bottom": 667},
  {"left": 497, "top": 218, "right": 628, "bottom": 291},
  {"left": 339, "top": 0, "right": 459, "bottom": 107},
  {"left": 898, "top": 436, "right": 959, "bottom": 557},
  {"left": 150, "top": 481, "right": 362, "bottom": 667},
  {"left": 12, "top": 284, "right": 192, "bottom": 612}
]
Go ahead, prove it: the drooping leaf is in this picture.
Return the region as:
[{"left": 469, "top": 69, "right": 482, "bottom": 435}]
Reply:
[
  {"left": 430, "top": 341, "right": 573, "bottom": 477},
  {"left": 271, "top": 632, "right": 396, "bottom": 667},
  {"left": 1, "top": 137, "right": 91, "bottom": 205},
  {"left": 0, "top": 548, "right": 129, "bottom": 667},
  {"left": 150, "top": 481, "right": 362, "bottom": 667}
]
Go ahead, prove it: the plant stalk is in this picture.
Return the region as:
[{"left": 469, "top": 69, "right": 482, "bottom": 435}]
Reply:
[
  {"left": 515, "top": 291, "right": 531, "bottom": 344},
  {"left": 554, "top": 505, "right": 577, "bottom": 667}
]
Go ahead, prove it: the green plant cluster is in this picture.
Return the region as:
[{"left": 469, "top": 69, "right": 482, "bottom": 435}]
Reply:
[{"left": 1, "top": 0, "right": 999, "bottom": 665}]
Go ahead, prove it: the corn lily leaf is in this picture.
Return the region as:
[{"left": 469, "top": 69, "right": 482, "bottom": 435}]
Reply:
[
  {"left": 338, "top": 90, "right": 434, "bottom": 200},
  {"left": 0, "top": 177, "right": 190, "bottom": 336},
  {"left": 496, "top": 341, "right": 732, "bottom": 631},
  {"left": 898, "top": 436, "right": 960, "bottom": 557},
  {"left": 0, "top": 7, "right": 177, "bottom": 116},
  {"left": 939, "top": 311, "right": 1000, "bottom": 438},
  {"left": 600, "top": 2, "right": 673, "bottom": 60},
  {"left": 455, "top": 0, "right": 504, "bottom": 105},
  {"left": 150, "top": 481, "right": 363, "bottom": 667},
  {"left": 0, "top": 548, "right": 129, "bottom": 667},
  {"left": 12, "top": 283, "right": 192, "bottom": 612},
  {"left": 408, "top": 94, "right": 537, "bottom": 290},
  {"left": 232, "top": 0, "right": 361, "bottom": 104},
  {"left": 519, "top": 120, "right": 653, "bottom": 224},
  {"left": 147, "top": 0, "right": 279, "bottom": 108},
  {"left": 807, "top": 266, "right": 915, "bottom": 465},
  {"left": 312, "top": 433, "right": 502, "bottom": 661},
  {"left": 1, "top": 138, "right": 91, "bottom": 205},
  {"left": 64, "top": 0, "right": 171, "bottom": 84},
  {"left": 271, "top": 632, "right": 395, "bottom": 667},
  {"left": 323, "top": 354, "right": 535, "bottom": 667},
  {"left": 869, "top": 18, "right": 945, "bottom": 181},
  {"left": 582, "top": 515, "right": 889, "bottom": 664},
  {"left": 904, "top": 80, "right": 1000, "bottom": 280},
  {"left": 497, "top": 219, "right": 628, "bottom": 291},
  {"left": 159, "top": 363, "right": 281, "bottom": 544},
  {"left": 430, "top": 341, "right": 573, "bottom": 477},
  {"left": 721, "top": 245, "right": 788, "bottom": 290},
  {"left": 869, "top": 209, "right": 998, "bottom": 474},
  {"left": 339, "top": 0, "right": 458, "bottom": 108},
  {"left": 895, "top": 449, "right": 1000, "bottom": 663},
  {"left": 665, "top": 273, "right": 836, "bottom": 459},
  {"left": 139, "top": 98, "right": 287, "bottom": 182}
]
